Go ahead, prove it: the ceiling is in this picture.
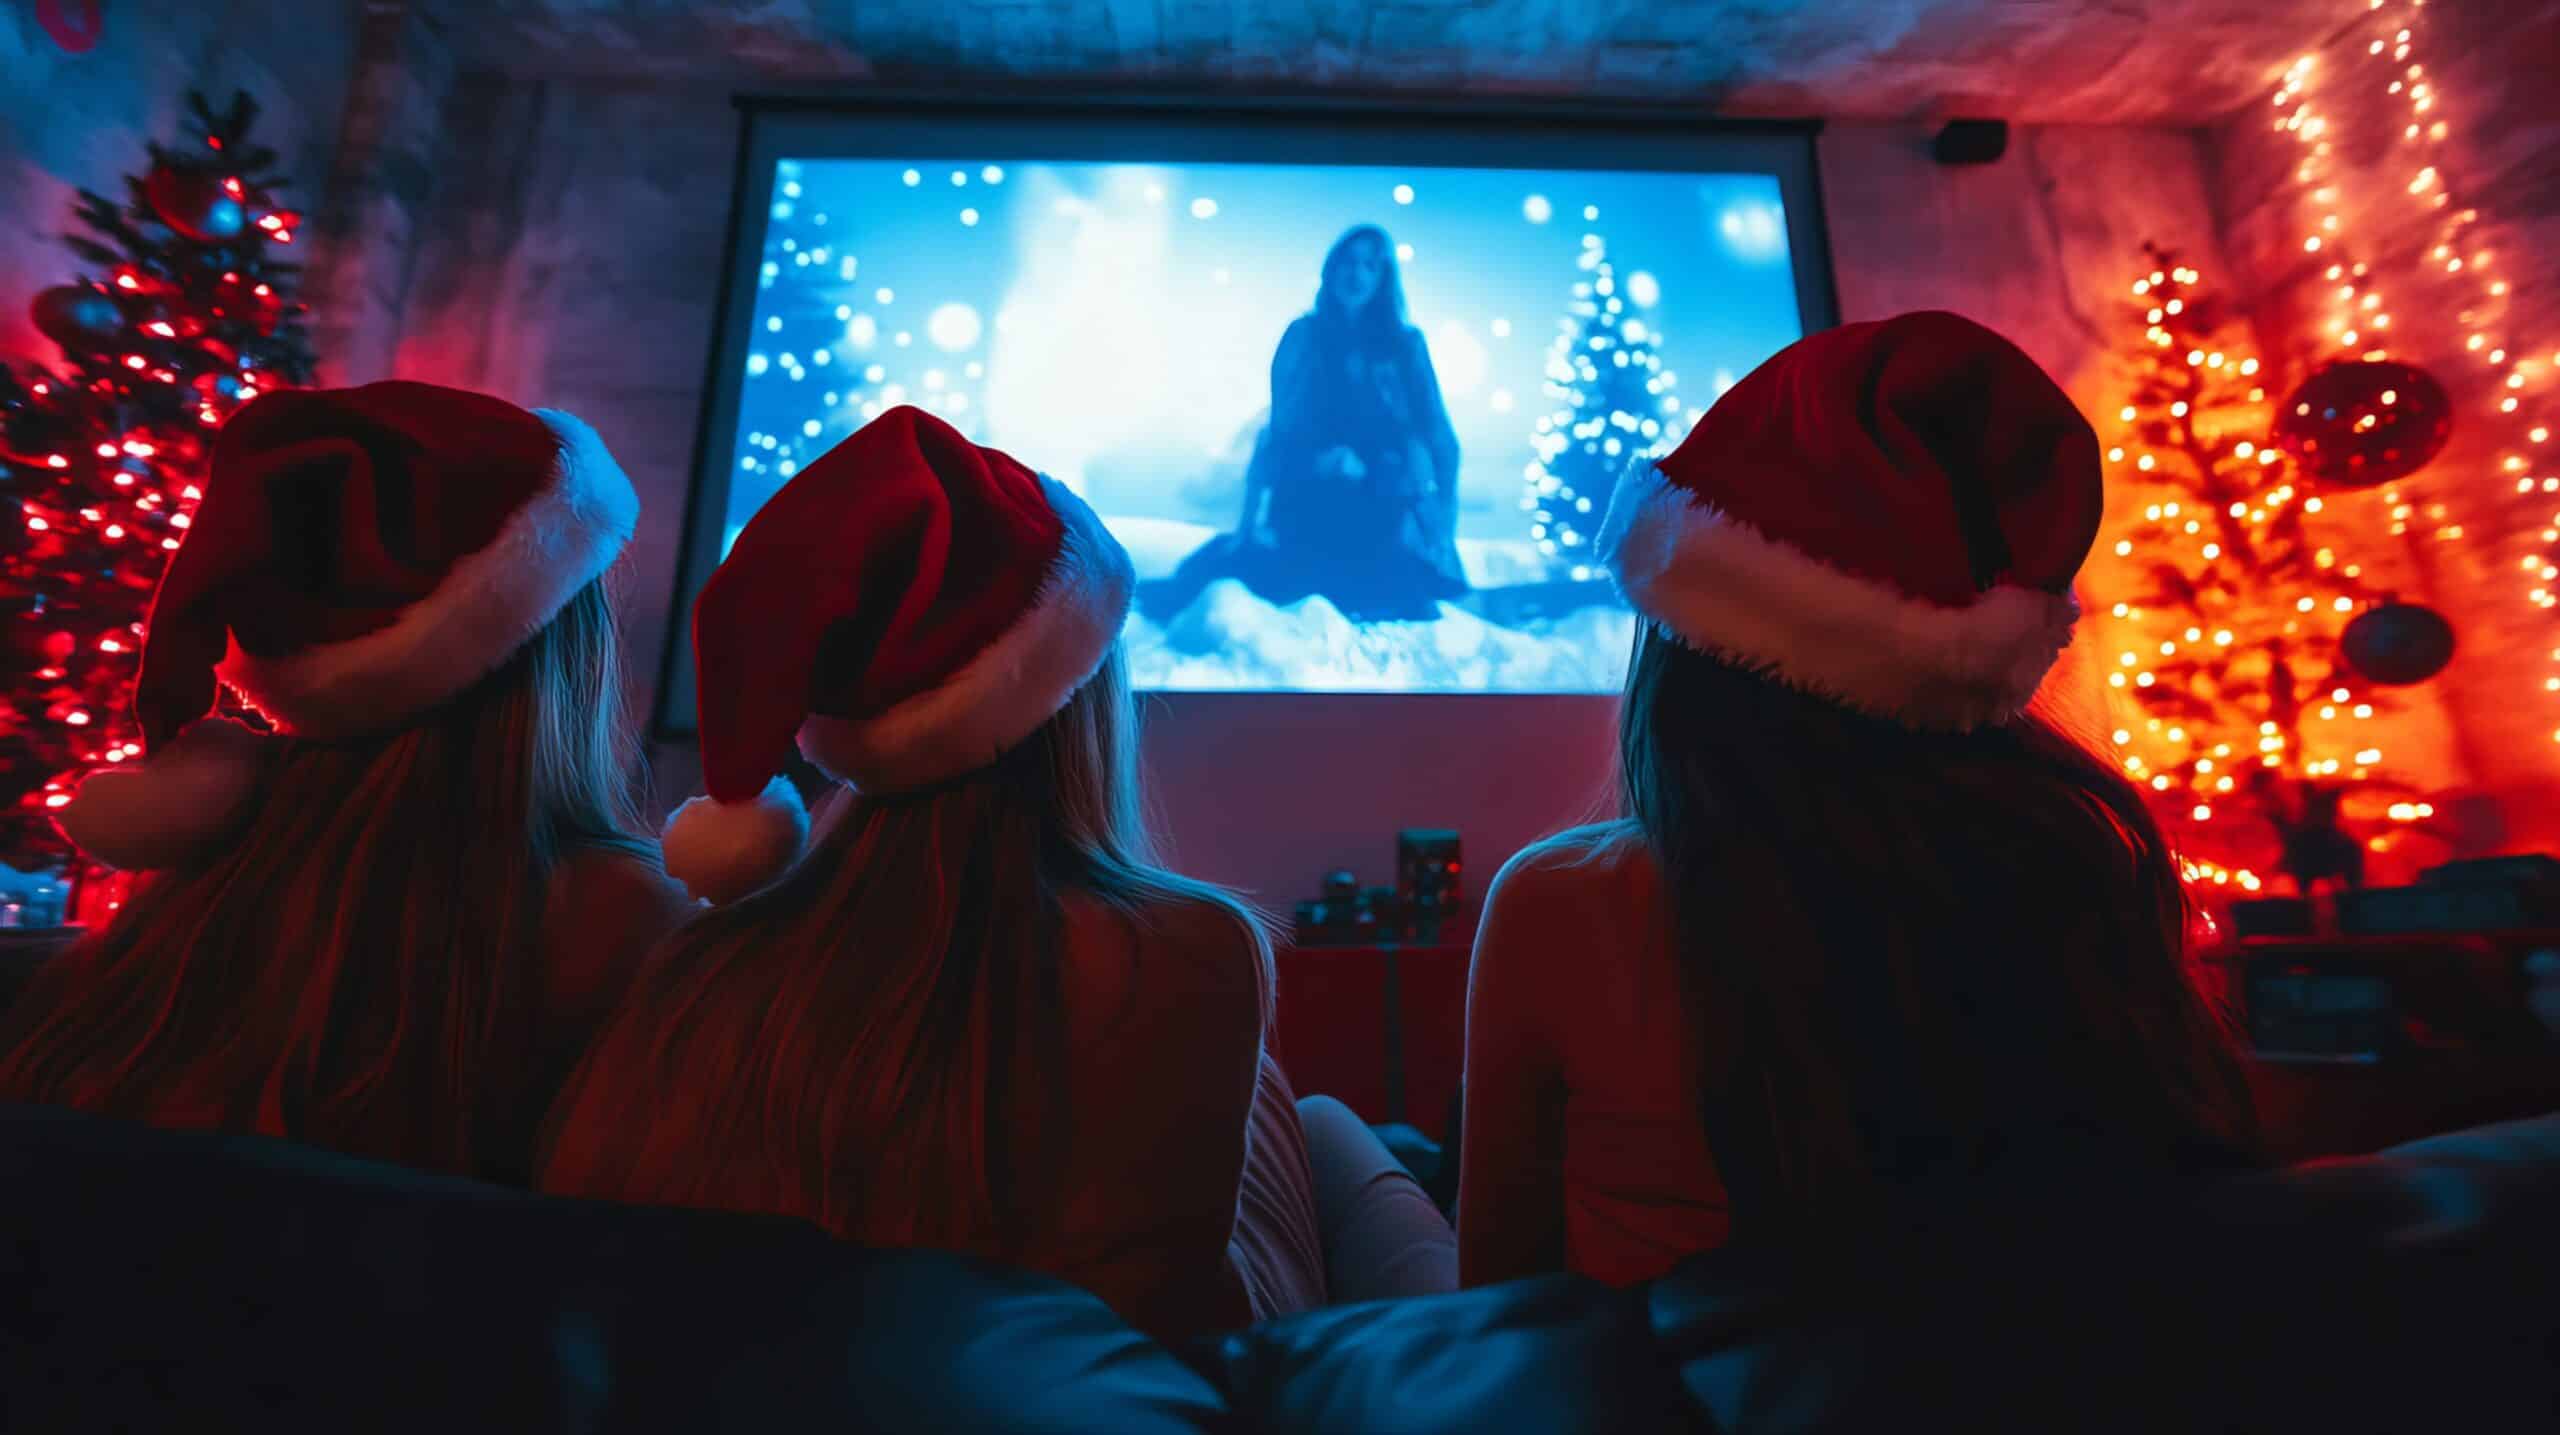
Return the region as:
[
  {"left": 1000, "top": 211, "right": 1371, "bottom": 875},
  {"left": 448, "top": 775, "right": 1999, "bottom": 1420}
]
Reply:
[{"left": 445, "top": 0, "right": 2363, "bottom": 125}]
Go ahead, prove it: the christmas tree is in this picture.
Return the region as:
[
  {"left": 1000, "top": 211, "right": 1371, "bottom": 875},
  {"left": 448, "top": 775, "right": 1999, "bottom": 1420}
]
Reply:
[
  {"left": 1523, "top": 235, "right": 1685, "bottom": 582},
  {"left": 0, "top": 92, "right": 316, "bottom": 866},
  {"left": 2095, "top": 244, "right": 2435, "bottom": 894},
  {"left": 731, "top": 161, "right": 995, "bottom": 555}
]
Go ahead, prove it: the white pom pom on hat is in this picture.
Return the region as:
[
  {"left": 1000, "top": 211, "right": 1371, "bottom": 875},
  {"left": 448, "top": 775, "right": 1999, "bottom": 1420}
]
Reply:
[
  {"left": 52, "top": 716, "right": 276, "bottom": 872},
  {"left": 660, "top": 776, "right": 810, "bottom": 905}
]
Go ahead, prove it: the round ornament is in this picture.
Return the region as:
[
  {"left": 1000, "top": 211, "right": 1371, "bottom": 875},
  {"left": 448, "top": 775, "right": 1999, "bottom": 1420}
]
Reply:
[
  {"left": 143, "top": 163, "right": 247, "bottom": 244},
  {"left": 2341, "top": 598, "right": 2455, "bottom": 685},
  {"left": 30, "top": 285, "right": 125, "bottom": 349},
  {"left": 2272, "top": 359, "right": 2452, "bottom": 489}
]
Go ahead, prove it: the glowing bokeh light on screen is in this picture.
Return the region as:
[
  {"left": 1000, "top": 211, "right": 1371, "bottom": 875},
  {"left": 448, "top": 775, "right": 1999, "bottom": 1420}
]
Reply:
[
  {"left": 1430, "top": 320, "right": 1489, "bottom": 397},
  {"left": 927, "top": 303, "right": 983, "bottom": 352},
  {"left": 1719, "top": 200, "right": 1787, "bottom": 261}
]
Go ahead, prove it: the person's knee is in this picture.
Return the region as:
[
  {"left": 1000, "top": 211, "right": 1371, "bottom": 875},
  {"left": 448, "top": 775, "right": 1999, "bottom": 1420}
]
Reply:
[{"left": 1296, "top": 1094, "right": 1359, "bottom": 1134}]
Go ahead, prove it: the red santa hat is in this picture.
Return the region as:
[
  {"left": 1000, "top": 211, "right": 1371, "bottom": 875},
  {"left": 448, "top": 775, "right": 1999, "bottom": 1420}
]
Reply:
[
  {"left": 54, "top": 380, "right": 639, "bottom": 870},
  {"left": 1598, "top": 310, "right": 2102, "bottom": 730},
  {"left": 660, "top": 405, "right": 1134, "bottom": 904}
]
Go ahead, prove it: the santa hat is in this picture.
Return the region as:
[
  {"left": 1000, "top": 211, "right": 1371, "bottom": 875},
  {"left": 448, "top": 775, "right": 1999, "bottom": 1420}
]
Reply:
[
  {"left": 1598, "top": 310, "right": 2102, "bottom": 730},
  {"left": 56, "top": 380, "right": 639, "bottom": 871},
  {"left": 661, "top": 405, "right": 1134, "bottom": 904}
]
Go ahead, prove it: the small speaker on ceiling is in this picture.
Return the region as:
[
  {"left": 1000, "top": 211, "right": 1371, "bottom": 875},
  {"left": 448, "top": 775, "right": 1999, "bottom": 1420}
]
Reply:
[{"left": 1932, "top": 118, "right": 2009, "bottom": 166}]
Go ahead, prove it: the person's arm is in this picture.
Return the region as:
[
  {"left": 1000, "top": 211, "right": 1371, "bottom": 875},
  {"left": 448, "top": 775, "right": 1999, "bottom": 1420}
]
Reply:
[
  {"left": 1260, "top": 317, "right": 1321, "bottom": 476},
  {"left": 1238, "top": 428, "right": 1272, "bottom": 540},
  {"left": 1048, "top": 900, "right": 1264, "bottom": 1341},
  {"left": 1407, "top": 327, "right": 1462, "bottom": 527},
  {"left": 1458, "top": 847, "right": 1572, "bottom": 1287}
]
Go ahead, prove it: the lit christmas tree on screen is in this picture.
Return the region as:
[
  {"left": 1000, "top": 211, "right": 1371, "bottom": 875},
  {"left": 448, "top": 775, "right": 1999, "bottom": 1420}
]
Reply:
[{"left": 1522, "top": 235, "right": 1687, "bottom": 582}]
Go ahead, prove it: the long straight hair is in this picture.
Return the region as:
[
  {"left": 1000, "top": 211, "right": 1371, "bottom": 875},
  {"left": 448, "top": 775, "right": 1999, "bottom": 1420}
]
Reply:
[
  {"left": 1316, "top": 223, "right": 1409, "bottom": 337},
  {"left": 537, "top": 646, "right": 1269, "bottom": 1250},
  {"left": 0, "top": 580, "right": 646, "bottom": 1177},
  {"left": 1616, "top": 627, "right": 2257, "bottom": 1228}
]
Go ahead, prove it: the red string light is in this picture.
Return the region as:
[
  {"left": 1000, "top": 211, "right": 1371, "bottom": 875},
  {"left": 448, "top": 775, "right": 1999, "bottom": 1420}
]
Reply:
[{"left": 2, "top": 91, "right": 315, "bottom": 864}]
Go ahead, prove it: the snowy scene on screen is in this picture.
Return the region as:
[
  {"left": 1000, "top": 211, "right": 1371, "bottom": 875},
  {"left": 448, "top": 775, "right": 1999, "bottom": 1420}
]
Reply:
[{"left": 726, "top": 158, "right": 1806, "bottom": 694}]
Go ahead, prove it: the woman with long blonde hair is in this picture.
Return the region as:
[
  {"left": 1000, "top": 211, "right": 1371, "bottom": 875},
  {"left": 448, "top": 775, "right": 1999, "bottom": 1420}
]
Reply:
[
  {"left": 0, "top": 382, "right": 687, "bottom": 1183},
  {"left": 541, "top": 407, "right": 1450, "bottom": 1339}
]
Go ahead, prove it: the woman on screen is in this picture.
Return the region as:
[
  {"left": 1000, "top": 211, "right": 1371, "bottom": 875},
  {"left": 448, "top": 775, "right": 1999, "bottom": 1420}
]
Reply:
[
  {"left": 1458, "top": 313, "right": 2258, "bottom": 1288},
  {"left": 1147, "top": 223, "right": 1468, "bottom": 623},
  {"left": 541, "top": 407, "right": 1453, "bottom": 1340},
  {"left": 0, "top": 383, "right": 685, "bottom": 1186}
]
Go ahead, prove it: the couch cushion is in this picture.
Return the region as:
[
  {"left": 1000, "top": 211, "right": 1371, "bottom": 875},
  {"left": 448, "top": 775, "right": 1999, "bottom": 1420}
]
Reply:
[
  {"left": 1649, "top": 1148, "right": 2560, "bottom": 1432},
  {"left": 0, "top": 1104, "right": 1228, "bottom": 1433},
  {"left": 1193, "top": 1272, "right": 1703, "bottom": 1434},
  {"left": 2380, "top": 1109, "right": 2560, "bottom": 1165}
]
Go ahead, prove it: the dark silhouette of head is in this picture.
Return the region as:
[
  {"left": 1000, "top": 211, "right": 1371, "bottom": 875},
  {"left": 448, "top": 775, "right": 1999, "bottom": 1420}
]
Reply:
[{"left": 1317, "top": 225, "right": 1406, "bottom": 334}]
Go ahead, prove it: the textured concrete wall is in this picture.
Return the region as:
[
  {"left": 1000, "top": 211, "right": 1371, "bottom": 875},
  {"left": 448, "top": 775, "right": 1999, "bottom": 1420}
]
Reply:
[
  {"left": 389, "top": 79, "right": 739, "bottom": 742},
  {"left": 297, "top": 0, "right": 461, "bottom": 386},
  {"left": 442, "top": 0, "right": 2354, "bottom": 127},
  {"left": 2209, "top": 0, "right": 2560, "bottom": 849},
  {"left": 0, "top": 0, "right": 361, "bottom": 362}
]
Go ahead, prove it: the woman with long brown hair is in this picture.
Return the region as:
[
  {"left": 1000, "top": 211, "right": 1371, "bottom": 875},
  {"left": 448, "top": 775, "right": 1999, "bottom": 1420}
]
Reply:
[
  {"left": 1459, "top": 312, "right": 2258, "bottom": 1287},
  {"left": 0, "top": 382, "right": 685, "bottom": 1184},
  {"left": 541, "top": 407, "right": 1441, "bottom": 1341},
  {"left": 1143, "top": 222, "right": 1468, "bottom": 623}
]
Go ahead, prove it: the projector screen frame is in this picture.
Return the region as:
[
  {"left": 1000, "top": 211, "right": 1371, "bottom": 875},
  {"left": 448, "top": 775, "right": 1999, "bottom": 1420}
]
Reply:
[{"left": 655, "top": 90, "right": 1844, "bottom": 742}]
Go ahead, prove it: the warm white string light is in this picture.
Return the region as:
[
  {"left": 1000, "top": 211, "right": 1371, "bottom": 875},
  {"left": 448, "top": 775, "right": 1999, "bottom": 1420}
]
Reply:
[{"left": 2270, "top": 0, "right": 2555, "bottom": 746}]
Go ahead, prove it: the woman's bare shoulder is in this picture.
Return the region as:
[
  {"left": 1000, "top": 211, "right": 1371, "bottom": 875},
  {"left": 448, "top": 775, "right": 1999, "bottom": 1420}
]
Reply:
[
  {"left": 1493, "top": 821, "right": 1655, "bottom": 891},
  {"left": 1479, "top": 822, "right": 1657, "bottom": 951},
  {"left": 538, "top": 845, "right": 698, "bottom": 1012},
  {"left": 544, "top": 845, "right": 695, "bottom": 931},
  {"left": 1059, "top": 888, "right": 1267, "bottom": 1013},
  {"left": 1061, "top": 886, "right": 1259, "bottom": 952}
]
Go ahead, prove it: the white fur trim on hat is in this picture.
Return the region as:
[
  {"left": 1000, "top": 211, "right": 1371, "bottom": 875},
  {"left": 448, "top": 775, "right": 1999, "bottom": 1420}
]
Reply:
[
  {"left": 661, "top": 775, "right": 809, "bottom": 905},
  {"left": 52, "top": 716, "right": 278, "bottom": 872},
  {"left": 1599, "top": 460, "right": 2078, "bottom": 730},
  {"left": 213, "top": 409, "right": 640, "bottom": 740},
  {"left": 798, "top": 475, "right": 1135, "bottom": 794}
]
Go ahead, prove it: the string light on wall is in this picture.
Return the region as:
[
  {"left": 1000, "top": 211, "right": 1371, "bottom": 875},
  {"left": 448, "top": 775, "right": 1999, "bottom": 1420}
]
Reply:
[{"left": 2269, "top": 0, "right": 2556, "bottom": 746}]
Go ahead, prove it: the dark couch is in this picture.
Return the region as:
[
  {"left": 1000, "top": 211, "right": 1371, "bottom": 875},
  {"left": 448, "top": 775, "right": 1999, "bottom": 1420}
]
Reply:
[{"left": 5, "top": 1105, "right": 2555, "bottom": 1432}]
